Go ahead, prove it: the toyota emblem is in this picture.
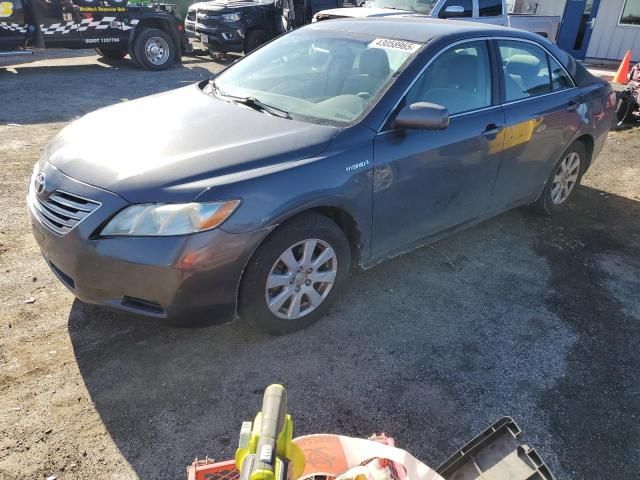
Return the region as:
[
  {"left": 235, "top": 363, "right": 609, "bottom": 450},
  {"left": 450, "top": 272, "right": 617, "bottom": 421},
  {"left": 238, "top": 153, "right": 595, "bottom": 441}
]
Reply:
[{"left": 34, "top": 172, "right": 46, "bottom": 195}]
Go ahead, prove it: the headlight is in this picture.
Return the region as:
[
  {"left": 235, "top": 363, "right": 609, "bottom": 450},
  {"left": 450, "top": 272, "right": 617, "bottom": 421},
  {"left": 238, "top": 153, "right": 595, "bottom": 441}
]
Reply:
[
  {"left": 220, "top": 13, "right": 241, "bottom": 22},
  {"left": 100, "top": 200, "right": 240, "bottom": 237}
]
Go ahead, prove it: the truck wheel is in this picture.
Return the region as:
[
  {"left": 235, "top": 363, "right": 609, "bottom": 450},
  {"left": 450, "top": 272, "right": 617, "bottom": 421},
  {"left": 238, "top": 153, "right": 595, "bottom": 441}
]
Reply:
[
  {"left": 132, "top": 28, "right": 175, "bottom": 71},
  {"left": 244, "top": 29, "right": 269, "bottom": 54},
  {"left": 95, "top": 47, "right": 127, "bottom": 60},
  {"left": 238, "top": 213, "right": 351, "bottom": 335}
]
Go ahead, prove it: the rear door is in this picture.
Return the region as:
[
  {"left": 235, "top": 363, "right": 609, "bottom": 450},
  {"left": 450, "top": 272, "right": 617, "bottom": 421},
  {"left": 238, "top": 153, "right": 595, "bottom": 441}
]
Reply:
[
  {"left": 488, "top": 38, "right": 582, "bottom": 210},
  {"left": 372, "top": 39, "right": 505, "bottom": 257}
]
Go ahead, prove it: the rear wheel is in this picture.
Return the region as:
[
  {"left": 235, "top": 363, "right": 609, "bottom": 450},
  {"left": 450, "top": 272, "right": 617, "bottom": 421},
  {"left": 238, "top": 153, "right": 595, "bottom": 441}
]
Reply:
[
  {"left": 95, "top": 47, "right": 127, "bottom": 60},
  {"left": 239, "top": 213, "right": 351, "bottom": 335},
  {"left": 244, "top": 29, "right": 269, "bottom": 54},
  {"left": 132, "top": 28, "right": 175, "bottom": 71},
  {"left": 534, "top": 141, "right": 586, "bottom": 215}
]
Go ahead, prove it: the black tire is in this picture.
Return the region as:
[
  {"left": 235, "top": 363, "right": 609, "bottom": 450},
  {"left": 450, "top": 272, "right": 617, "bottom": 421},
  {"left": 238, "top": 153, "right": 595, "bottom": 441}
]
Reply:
[
  {"left": 239, "top": 213, "right": 351, "bottom": 335},
  {"left": 244, "top": 29, "right": 269, "bottom": 54},
  {"left": 616, "top": 94, "right": 635, "bottom": 124},
  {"left": 95, "top": 47, "right": 127, "bottom": 60},
  {"left": 132, "top": 28, "right": 175, "bottom": 71},
  {"left": 534, "top": 141, "right": 587, "bottom": 215}
]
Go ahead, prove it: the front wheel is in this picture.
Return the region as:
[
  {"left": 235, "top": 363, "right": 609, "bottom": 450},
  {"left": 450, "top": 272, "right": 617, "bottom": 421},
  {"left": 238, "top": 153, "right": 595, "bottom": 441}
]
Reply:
[
  {"left": 132, "top": 28, "right": 175, "bottom": 71},
  {"left": 239, "top": 213, "right": 351, "bottom": 335},
  {"left": 534, "top": 141, "right": 586, "bottom": 215}
]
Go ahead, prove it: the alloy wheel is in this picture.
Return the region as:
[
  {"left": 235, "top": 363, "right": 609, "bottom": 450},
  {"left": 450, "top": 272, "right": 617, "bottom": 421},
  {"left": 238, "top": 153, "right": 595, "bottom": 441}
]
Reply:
[
  {"left": 265, "top": 239, "right": 337, "bottom": 320},
  {"left": 551, "top": 151, "right": 581, "bottom": 205}
]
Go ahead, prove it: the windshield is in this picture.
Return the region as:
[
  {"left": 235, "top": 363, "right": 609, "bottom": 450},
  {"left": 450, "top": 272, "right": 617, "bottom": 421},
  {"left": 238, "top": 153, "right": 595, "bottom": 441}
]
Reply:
[
  {"left": 364, "top": 0, "right": 437, "bottom": 14},
  {"left": 209, "top": 29, "right": 422, "bottom": 126}
]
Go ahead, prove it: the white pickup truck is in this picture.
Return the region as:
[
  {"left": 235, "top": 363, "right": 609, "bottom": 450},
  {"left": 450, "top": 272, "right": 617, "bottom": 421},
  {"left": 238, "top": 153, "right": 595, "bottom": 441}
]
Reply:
[{"left": 313, "top": 0, "right": 561, "bottom": 42}]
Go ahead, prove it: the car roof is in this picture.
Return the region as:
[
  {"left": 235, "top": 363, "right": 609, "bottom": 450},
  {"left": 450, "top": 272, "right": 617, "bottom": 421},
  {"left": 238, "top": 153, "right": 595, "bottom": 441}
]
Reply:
[{"left": 307, "top": 17, "right": 527, "bottom": 44}]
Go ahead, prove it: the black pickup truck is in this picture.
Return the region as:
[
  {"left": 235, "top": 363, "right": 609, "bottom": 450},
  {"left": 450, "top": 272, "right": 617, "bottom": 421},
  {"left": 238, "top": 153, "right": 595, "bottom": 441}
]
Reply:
[
  {"left": 0, "top": 0, "right": 191, "bottom": 69},
  {"left": 184, "top": 0, "right": 342, "bottom": 56}
]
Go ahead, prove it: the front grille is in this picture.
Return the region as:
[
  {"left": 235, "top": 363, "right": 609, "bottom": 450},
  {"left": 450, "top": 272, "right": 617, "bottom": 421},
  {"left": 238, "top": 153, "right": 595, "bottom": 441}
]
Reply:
[
  {"left": 32, "top": 190, "right": 101, "bottom": 235},
  {"left": 196, "top": 11, "right": 222, "bottom": 25}
]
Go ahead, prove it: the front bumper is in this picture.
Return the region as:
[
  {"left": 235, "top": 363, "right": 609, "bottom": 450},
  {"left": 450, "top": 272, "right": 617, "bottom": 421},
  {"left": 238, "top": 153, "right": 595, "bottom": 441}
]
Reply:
[
  {"left": 27, "top": 163, "right": 268, "bottom": 324},
  {"left": 184, "top": 19, "right": 244, "bottom": 53}
]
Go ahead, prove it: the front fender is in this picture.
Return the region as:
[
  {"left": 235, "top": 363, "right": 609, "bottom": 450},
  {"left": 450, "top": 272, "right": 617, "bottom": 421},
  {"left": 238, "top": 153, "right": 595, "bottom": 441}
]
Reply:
[{"left": 201, "top": 125, "right": 376, "bottom": 262}]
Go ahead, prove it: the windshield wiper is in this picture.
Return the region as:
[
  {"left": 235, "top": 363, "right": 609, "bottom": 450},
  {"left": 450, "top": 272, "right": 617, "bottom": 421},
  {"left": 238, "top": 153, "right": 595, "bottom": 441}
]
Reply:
[
  {"left": 209, "top": 81, "right": 291, "bottom": 119},
  {"left": 230, "top": 96, "right": 291, "bottom": 119}
]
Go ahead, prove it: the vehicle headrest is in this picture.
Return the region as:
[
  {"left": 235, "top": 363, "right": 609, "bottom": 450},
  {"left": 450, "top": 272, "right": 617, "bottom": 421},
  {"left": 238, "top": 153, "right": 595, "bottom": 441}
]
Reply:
[
  {"left": 505, "top": 54, "right": 541, "bottom": 79},
  {"left": 359, "top": 48, "right": 390, "bottom": 79}
]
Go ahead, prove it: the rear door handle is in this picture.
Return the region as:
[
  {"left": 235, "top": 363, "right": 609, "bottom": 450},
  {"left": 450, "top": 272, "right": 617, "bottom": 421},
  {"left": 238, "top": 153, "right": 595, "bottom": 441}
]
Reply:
[
  {"left": 482, "top": 124, "right": 504, "bottom": 137},
  {"left": 566, "top": 100, "right": 580, "bottom": 111}
]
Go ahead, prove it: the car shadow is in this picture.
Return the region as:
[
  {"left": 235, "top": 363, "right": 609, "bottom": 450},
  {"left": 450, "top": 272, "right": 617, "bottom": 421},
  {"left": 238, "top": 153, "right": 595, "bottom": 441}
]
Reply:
[{"left": 68, "top": 186, "right": 640, "bottom": 479}]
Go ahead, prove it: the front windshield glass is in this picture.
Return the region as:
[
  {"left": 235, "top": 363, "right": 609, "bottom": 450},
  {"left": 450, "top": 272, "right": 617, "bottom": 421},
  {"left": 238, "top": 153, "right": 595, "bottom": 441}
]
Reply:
[
  {"left": 210, "top": 29, "right": 422, "bottom": 126},
  {"left": 365, "top": 0, "right": 437, "bottom": 14}
]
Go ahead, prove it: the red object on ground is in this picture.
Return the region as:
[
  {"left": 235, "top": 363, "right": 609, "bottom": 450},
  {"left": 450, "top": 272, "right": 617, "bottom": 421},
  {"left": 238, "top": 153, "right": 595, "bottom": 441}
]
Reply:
[
  {"left": 186, "top": 458, "right": 238, "bottom": 480},
  {"left": 613, "top": 50, "right": 632, "bottom": 84}
]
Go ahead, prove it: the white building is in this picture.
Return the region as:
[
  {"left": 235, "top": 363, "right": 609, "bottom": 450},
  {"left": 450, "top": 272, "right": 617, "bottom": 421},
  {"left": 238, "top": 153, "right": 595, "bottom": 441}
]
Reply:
[{"left": 508, "top": 0, "right": 640, "bottom": 63}]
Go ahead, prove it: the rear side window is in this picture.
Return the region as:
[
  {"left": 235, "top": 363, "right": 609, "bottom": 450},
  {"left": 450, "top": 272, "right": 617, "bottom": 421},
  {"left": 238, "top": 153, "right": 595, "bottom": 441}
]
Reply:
[
  {"left": 479, "top": 0, "right": 503, "bottom": 16},
  {"left": 549, "top": 55, "right": 573, "bottom": 91},
  {"left": 498, "top": 40, "right": 551, "bottom": 102},
  {"left": 405, "top": 40, "right": 492, "bottom": 115},
  {"left": 439, "top": 0, "right": 473, "bottom": 18}
]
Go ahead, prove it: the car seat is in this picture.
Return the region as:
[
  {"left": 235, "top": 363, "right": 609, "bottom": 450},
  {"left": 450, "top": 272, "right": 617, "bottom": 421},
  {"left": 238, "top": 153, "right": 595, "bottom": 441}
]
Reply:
[{"left": 343, "top": 48, "right": 391, "bottom": 96}]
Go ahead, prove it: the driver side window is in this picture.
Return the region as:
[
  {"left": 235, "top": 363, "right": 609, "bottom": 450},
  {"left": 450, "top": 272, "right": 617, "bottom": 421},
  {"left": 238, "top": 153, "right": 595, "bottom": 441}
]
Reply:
[{"left": 404, "top": 40, "right": 492, "bottom": 115}]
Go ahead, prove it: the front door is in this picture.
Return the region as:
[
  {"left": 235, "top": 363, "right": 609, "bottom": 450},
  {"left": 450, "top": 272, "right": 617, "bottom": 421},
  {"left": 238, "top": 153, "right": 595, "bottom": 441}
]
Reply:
[
  {"left": 556, "top": 0, "right": 601, "bottom": 60},
  {"left": 372, "top": 40, "right": 505, "bottom": 257}
]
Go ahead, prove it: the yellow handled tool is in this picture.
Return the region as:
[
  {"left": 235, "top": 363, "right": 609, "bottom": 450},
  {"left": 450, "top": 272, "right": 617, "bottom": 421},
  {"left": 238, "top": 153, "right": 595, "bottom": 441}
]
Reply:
[{"left": 236, "top": 384, "right": 298, "bottom": 480}]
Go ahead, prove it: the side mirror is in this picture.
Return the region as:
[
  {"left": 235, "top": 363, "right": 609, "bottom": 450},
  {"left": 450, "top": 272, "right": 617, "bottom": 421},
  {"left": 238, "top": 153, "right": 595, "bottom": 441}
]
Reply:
[
  {"left": 440, "top": 5, "right": 466, "bottom": 18},
  {"left": 392, "top": 102, "right": 450, "bottom": 131}
]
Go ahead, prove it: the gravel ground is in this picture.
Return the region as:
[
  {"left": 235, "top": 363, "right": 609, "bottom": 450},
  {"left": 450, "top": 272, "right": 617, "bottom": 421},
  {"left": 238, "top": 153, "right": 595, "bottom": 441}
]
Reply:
[{"left": 1, "top": 51, "right": 639, "bottom": 480}]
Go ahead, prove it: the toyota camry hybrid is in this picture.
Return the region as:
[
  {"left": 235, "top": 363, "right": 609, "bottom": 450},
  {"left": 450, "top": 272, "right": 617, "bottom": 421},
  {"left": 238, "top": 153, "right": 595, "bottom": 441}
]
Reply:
[{"left": 28, "top": 18, "right": 615, "bottom": 334}]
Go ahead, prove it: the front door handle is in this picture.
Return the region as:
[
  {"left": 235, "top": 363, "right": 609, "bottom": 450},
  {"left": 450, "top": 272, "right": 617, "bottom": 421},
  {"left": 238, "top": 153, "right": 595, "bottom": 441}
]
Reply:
[{"left": 482, "top": 124, "right": 504, "bottom": 137}]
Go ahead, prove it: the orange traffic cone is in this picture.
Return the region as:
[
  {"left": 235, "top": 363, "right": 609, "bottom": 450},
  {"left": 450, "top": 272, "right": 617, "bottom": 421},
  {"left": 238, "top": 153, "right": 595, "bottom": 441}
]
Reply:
[{"left": 613, "top": 50, "right": 631, "bottom": 84}]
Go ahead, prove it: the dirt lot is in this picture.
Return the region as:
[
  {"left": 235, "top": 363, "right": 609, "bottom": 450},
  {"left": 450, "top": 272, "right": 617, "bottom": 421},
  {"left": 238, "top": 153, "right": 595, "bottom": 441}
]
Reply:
[{"left": 1, "top": 51, "right": 639, "bottom": 480}]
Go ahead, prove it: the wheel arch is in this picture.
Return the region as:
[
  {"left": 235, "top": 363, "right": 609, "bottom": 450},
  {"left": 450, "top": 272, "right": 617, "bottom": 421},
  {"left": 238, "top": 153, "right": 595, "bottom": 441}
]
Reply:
[{"left": 573, "top": 133, "right": 595, "bottom": 171}]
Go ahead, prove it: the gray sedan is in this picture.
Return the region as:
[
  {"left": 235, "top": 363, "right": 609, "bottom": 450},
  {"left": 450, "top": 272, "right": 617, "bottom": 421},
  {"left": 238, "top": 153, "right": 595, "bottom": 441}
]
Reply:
[{"left": 28, "top": 18, "right": 615, "bottom": 334}]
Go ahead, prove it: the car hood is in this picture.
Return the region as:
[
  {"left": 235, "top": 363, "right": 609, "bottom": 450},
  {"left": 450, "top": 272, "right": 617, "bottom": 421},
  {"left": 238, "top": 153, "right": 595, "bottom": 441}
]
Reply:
[
  {"left": 44, "top": 84, "right": 338, "bottom": 203},
  {"left": 315, "top": 7, "right": 418, "bottom": 18}
]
